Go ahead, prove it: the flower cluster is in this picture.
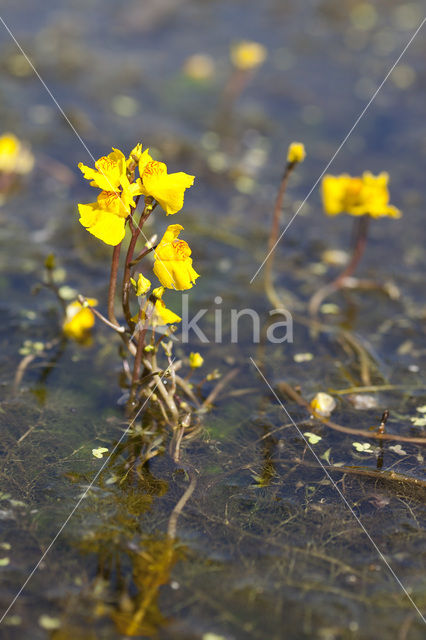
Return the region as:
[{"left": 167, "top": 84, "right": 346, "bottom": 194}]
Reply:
[
  {"left": 75, "top": 143, "right": 199, "bottom": 342},
  {"left": 78, "top": 144, "right": 195, "bottom": 246}
]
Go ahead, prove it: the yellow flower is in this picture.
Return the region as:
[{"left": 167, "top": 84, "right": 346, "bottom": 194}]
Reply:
[
  {"left": 0, "top": 133, "right": 34, "bottom": 174},
  {"left": 78, "top": 147, "right": 145, "bottom": 245},
  {"left": 63, "top": 299, "right": 97, "bottom": 341},
  {"left": 287, "top": 142, "right": 306, "bottom": 165},
  {"left": 139, "top": 149, "right": 195, "bottom": 215},
  {"left": 130, "top": 273, "right": 151, "bottom": 296},
  {"left": 153, "top": 224, "right": 200, "bottom": 290},
  {"left": 189, "top": 352, "right": 204, "bottom": 368},
  {"left": 79, "top": 148, "right": 143, "bottom": 208},
  {"left": 230, "top": 41, "right": 267, "bottom": 70},
  {"left": 321, "top": 172, "right": 401, "bottom": 218}
]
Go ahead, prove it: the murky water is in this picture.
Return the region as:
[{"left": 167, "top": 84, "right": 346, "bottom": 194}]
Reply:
[{"left": 0, "top": 1, "right": 425, "bottom": 638}]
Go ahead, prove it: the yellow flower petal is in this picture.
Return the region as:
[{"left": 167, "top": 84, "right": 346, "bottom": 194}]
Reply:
[
  {"left": 153, "top": 224, "right": 200, "bottom": 290},
  {"left": 153, "top": 299, "right": 181, "bottom": 325},
  {"left": 140, "top": 159, "right": 195, "bottom": 215},
  {"left": 78, "top": 148, "right": 125, "bottom": 192},
  {"left": 78, "top": 202, "right": 126, "bottom": 246},
  {"left": 138, "top": 148, "right": 154, "bottom": 173}
]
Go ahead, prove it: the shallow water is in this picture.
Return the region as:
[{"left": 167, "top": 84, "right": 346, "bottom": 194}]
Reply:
[{"left": 0, "top": 1, "right": 425, "bottom": 638}]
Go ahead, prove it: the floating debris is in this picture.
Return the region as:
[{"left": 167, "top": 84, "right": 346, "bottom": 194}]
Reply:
[
  {"left": 92, "top": 447, "right": 109, "bottom": 459},
  {"left": 310, "top": 392, "right": 336, "bottom": 417}
]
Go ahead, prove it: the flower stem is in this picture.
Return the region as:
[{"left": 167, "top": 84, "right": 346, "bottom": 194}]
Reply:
[
  {"left": 129, "top": 244, "right": 157, "bottom": 267},
  {"left": 264, "top": 161, "right": 296, "bottom": 306},
  {"left": 308, "top": 214, "right": 370, "bottom": 318},
  {"left": 107, "top": 242, "right": 122, "bottom": 325},
  {"left": 129, "top": 302, "right": 152, "bottom": 407},
  {"left": 122, "top": 198, "right": 154, "bottom": 329}
]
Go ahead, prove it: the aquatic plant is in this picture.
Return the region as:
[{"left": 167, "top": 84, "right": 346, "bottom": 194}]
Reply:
[
  {"left": 74, "top": 143, "right": 213, "bottom": 449},
  {"left": 309, "top": 171, "right": 401, "bottom": 317}
]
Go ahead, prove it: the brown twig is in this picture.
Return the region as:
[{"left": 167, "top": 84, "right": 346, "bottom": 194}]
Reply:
[
  {"left": 167, "top": 468, "right": 197, "bottom": 539},
  {"left": 201, "top": 368, "right": 240, "bottom": 409},
  {"left": 129, "top": 244, "right": 157, "bottom": 267}
]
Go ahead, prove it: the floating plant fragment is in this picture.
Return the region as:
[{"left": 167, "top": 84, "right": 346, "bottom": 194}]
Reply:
[
  {"left": 92, "top": 447, "right": 109, "bottom": 459},
  {"left": 388, "top": 444, "right": 407, "bottom": 456},
  {"left": 303, "top": 432, "right": 322, "bottom": 445},
  {"left": 352, "top": 442, "right": 373, "bottom": 453}
]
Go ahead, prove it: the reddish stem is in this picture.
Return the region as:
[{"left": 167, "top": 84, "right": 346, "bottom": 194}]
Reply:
[
  {"left": 122, "top": 198, "right": 154, "bottom": 329},
  {"left": 331, "top": 215, "right": 370, "bottom": 289},
  {"left": 308, "top": 214, "right": 370, "bottom": 318},
  {"left": 264, "top": 161, "right": 296, "bottom": 305},
  {"left": 108, "top": 242, "right": 122, "bottom": 325}
]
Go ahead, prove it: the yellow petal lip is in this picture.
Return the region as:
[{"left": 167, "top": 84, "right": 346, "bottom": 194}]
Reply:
[
  {"left": 139, "top": 156, "right": 195, "bottom": 215},
  {"left": 321, "top": 171, "right": 401, "bottom": 219},
  {"left": 78, "top": 202, "right": 126, "bottom": 246},
  {"left": 78, "top": 147, "right": 130, "bottom": 195},
  {"left": 153, "top": 299, "right": 182, "bottom": 325}
]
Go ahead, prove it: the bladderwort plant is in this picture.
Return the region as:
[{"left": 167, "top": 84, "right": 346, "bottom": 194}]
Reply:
[
  {"left": 73, "top": 143, "right": 230, "bottom": 456},
  {"left": 14, "top": 143, "right": 239, "bottom": 463}
]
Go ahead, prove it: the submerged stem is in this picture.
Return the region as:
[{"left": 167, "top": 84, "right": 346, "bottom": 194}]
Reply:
[
  {"left": 309, "top": 214, "right": 370, "bottom": 318},
  {"left": 129, "top": 302, "right": 153, "bottom": 407},
  {"left": 264, "top": 161, "right": 297, "bottom": 304}
]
